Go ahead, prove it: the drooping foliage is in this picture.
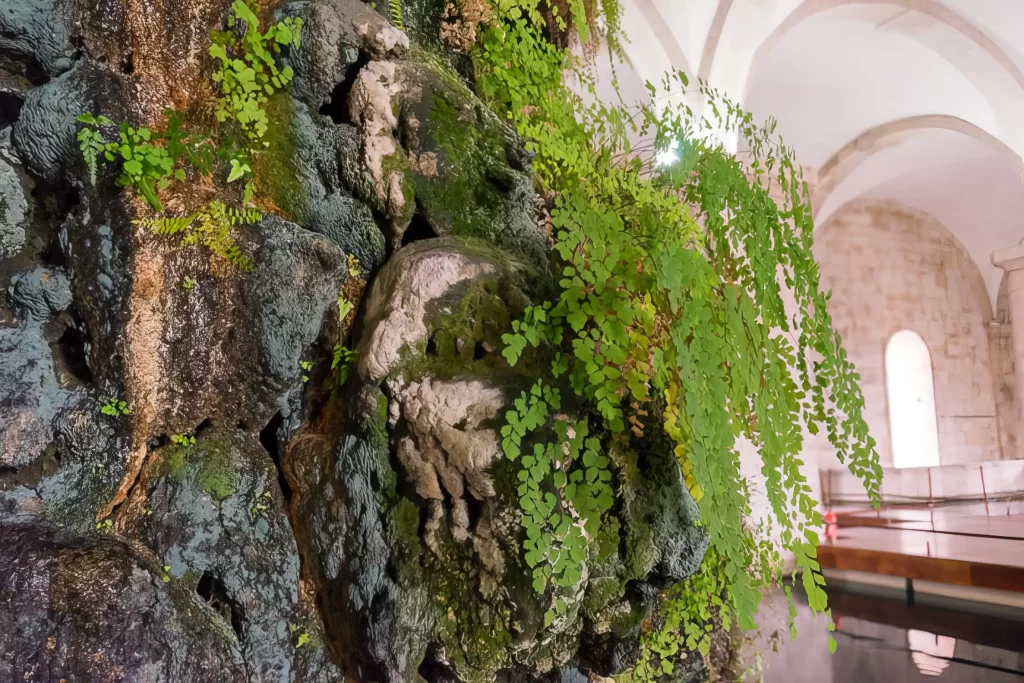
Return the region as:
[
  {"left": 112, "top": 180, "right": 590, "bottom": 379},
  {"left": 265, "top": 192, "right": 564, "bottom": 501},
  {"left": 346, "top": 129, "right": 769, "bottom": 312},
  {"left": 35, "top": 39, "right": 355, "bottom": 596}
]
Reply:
[{"left": 471, "top": 0, "right": 882, "bottom": 665}]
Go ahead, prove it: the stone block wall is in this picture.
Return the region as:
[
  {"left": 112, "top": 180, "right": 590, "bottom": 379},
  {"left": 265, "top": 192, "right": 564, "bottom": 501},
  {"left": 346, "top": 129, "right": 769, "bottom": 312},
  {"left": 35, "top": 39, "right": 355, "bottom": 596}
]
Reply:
[{"left": 814, "top": 199, "right": 1008, "bottom": 467}]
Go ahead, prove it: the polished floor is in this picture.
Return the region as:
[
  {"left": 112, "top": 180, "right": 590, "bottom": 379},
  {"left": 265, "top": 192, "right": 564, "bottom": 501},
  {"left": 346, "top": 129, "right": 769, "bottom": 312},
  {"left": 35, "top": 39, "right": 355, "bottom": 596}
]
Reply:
[
  {"left": 753, "top": 587, "right": 1024, "bottom": 682},
  {"left": 817, "top": 501, "right": 1024, "bottom": 594}
]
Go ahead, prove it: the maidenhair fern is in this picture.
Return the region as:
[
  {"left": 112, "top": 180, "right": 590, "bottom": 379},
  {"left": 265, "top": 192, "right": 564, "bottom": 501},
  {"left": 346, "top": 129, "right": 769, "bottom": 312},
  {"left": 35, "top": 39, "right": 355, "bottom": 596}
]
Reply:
[
  {"left": 477, "top": 0, "right": 880, "bottom": 667},
  {"left": 501, "top": 381, "right": 615, "bottom": 616}
]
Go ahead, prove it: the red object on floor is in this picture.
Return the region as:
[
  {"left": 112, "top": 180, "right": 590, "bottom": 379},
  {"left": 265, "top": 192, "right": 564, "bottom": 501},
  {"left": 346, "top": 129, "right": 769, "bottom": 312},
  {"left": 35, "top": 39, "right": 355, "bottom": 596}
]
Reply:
[{"left": 824, "top": 511, "right": 839, "bottom": 541}]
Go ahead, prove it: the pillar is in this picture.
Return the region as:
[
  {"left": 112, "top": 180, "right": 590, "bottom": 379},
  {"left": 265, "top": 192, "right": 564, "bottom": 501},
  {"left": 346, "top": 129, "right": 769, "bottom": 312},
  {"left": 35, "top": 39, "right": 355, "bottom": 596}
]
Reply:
[{"left": 992, "top": 244, "right": 1024, "bottom": 454}]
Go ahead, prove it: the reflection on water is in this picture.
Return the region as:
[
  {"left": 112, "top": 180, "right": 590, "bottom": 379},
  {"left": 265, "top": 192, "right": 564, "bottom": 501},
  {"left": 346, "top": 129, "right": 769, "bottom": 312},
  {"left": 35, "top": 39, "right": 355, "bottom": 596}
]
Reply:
[
  {"left": 749, "top": 586, "right": 1024, "bottom": 682},
  {"left": 909, "top": 630, "right": 956, "bottom": 677}
]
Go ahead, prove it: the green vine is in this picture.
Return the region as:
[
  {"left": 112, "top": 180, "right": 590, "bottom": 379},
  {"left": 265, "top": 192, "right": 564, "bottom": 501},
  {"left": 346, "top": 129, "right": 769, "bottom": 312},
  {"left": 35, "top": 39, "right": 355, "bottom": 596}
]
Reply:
[{"left": 474, "top": 0, "right": 879, "bottom": 666}]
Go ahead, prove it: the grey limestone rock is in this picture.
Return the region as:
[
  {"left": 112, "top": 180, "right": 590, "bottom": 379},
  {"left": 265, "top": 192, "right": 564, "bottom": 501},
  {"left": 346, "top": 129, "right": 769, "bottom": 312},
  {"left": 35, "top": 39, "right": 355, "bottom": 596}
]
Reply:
[
  {"left": 356, "top": 237, "right": 509, "bottom": 383},
  {"left": 0, "top": 524, "right": 247, "bottom": 682},
  {"left": 0, "top": 149, "right": 29, "bottom": 259},
  {"left": 0, "top": 267, "right": 80, "bottom": 470},
  {"left": 121, "top": 428, "right": 340, "bottom": 683},
  {"left": 281, "top": 0, "right": 408, "bottom": 112},
  {"left": 286, "top": 100, "right": 386, "bottom": 271},
  {"left": 0, "top": 0, "right": 75, "bottom": 80}
]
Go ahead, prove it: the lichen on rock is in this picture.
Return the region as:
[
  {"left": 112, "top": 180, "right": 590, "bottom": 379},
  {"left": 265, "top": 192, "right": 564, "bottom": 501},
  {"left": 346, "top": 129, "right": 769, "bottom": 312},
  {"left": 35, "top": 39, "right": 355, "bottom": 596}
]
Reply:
[{"left": 0, "top": 147, "right": 29, "bottom": 259}]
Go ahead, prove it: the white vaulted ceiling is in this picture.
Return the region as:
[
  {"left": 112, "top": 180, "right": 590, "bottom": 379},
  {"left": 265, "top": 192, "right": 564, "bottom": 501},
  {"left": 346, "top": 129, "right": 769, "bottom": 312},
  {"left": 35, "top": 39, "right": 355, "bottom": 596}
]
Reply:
[{"left": 607, "top": 0, "right": 1024, "bottom": 306}]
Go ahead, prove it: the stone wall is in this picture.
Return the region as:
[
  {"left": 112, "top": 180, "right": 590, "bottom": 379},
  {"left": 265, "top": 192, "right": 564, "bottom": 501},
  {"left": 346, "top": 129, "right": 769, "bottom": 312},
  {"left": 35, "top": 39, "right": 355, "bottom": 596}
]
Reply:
[{"left": 815, "top": 199, "right": 1008, "bottom": 467}]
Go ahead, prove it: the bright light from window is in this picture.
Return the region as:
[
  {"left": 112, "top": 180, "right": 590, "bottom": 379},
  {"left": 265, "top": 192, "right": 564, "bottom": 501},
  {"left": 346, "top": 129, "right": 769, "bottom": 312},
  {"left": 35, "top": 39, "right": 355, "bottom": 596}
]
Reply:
[{"left": 885, "top": 330, "right": 940, "bottom": 468}]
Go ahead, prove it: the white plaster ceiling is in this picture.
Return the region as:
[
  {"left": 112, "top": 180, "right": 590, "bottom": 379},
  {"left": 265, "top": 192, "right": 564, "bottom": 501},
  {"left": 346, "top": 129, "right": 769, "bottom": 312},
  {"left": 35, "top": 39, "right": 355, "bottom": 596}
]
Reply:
[{"left": 606, "top": 0, "right": 1024, "bottom": 307}]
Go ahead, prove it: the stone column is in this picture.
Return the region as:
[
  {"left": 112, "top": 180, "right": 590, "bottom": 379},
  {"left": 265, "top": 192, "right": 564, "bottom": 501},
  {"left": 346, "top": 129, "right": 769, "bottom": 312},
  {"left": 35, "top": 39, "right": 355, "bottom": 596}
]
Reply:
[{"left": 992, "top": 244, "right": 1024, "bottom": 447}]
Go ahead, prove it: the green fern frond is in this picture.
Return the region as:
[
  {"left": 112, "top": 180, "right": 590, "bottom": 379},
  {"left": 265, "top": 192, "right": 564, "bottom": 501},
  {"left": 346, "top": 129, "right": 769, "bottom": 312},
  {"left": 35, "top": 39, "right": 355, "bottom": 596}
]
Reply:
[
  {"left": 139, "top": 201, "right": 256, "bottom": 271},
  {"left": 389, "top": 0, "right": 404, "bottom": 30},
  {"left": 133, "top": 214, "right": 197, "bottom": 235},
  {"left": 226, "top": 206, "right": 261, "bottom": 225},
  {"left": 195, "top": 201, "right": 256, "bottom": 270}
]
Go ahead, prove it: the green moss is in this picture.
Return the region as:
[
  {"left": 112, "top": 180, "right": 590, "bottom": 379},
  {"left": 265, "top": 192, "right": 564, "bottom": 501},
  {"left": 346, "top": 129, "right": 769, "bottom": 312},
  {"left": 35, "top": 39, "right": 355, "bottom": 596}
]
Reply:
[
  {"left": 583, "top": 576, "right": 625, "bottom": 618},
  {"left": 391, "top": 498, "right": 421, "bottom": 542},
  {"left": 164, "top": 447, "right": 188, "bottom": 480},
  {"left": 624, "top": 514, "right": 658, "bottom": 581},
  {"left": 394, "top": 267, "right": 549, "bottom": 387},
  {"left": 195, "top": 437, "right": 238, "bottom": 501},
  {"left": 591, "top": 516, "right": 618, "bottom": 563},
  {"left": 381, "top": 151, "right": 417, "bottom": 227},
  {"left": 389, "top": 495, "right": 427, "bottom": 589},
  {"left": 391, "top": 56, "right": 517, "bottom": 243},
  {"left": 256, "top": 92, "right": 305, "bottom": 221},
  {"left": 428, "top": 522, "right": 514, "bottom": 683},
  {"left": 160, "top": 436, "right": 236, "bottom": 501},
  {"left": 408, "top": 92, "right": 511, "bottom": 241},
  {"left": 359, "top": 389, "right": 399, "bottom": 500}
]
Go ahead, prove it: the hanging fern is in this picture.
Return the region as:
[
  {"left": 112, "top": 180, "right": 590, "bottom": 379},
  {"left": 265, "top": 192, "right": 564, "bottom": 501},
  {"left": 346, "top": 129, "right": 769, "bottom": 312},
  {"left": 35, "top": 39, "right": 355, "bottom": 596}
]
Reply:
[
  {"left": 476, "top": 0, "right": 880, "bottom": 669},
  {"left": 389, "top": 0, "right": 404, "bottom": 30}
]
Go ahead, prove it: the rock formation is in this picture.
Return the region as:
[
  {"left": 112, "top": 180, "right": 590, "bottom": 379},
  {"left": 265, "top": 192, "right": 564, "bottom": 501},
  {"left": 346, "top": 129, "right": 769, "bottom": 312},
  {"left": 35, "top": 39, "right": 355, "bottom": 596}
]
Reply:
[{"left": 0, "top": 0, "right": 708, "bottom": 680}]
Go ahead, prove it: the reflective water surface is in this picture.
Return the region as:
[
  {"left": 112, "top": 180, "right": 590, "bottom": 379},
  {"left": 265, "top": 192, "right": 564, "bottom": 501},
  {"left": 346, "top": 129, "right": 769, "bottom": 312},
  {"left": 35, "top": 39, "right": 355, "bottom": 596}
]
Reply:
[{"left": 750, "top": 586, "right": 1024, "bottom": 682}]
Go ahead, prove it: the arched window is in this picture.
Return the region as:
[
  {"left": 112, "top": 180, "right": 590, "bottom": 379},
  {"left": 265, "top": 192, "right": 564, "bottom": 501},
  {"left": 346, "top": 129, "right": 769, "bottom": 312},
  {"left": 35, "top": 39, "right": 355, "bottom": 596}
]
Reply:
[{"left": 885, "top": 330, "right": 940, "bottom": 468}]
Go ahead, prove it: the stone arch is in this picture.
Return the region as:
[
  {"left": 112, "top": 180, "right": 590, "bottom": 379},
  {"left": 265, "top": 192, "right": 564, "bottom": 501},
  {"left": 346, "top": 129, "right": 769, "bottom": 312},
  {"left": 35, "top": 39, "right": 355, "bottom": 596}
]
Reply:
[
  {"left": 699, "top": 0, "right": 1024, "bottom": 157},
  {"left": 997, "top": 272, "right": 1011, "bottom": 324},
  {"left": 697, "top": 0, "right": 734, "bottom": 82},
  {"left": 748, "top": 0, "right": 1024, "bottom": 92},
  {"left": 634, "top": 0, "right": 692, "bottom": 78},
  {"left": 812, "top": 115, "right": 1022, "bottom": 218},
  {"left": 742, "top": 0, "right": 1024, "bottom": 153}
]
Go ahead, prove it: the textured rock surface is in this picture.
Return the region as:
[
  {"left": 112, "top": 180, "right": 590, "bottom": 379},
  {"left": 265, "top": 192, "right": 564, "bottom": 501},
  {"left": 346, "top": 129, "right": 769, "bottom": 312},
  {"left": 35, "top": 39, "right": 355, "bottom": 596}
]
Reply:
[
  {"left": 0, "top": 0, "right": 709, "bottom": 681},
  {"left": 280, "top": 99, "right": 386, "bottom": 270},
  {"left": 0, "top": 150, "right": 28, "bottom": 259},
  {"left": 119, "top": 428, "right": 341, "bottom": 683},
  {"left": 283, "top": 0, "right": 408, "bottom": 111},
  {"left": 0, "top": 524, "right": 246, "bottom": 682},
  {"left": 288, "top": 408, "right": 435, "bottom": 683},
  {"left": 0, "top": 0, "right": 74, "bottom": 79},
  {"left": 343, "top": 58, "right": 549, "bottom": 269},
  {"left": 13, "top": 59, "right": 126, "bottom": 184},
  {"left": 0, "top": 267, "right": 80, "bottom": 469},
  {"left": 356, "top": 237, "right": 511, "bottom": 382}
]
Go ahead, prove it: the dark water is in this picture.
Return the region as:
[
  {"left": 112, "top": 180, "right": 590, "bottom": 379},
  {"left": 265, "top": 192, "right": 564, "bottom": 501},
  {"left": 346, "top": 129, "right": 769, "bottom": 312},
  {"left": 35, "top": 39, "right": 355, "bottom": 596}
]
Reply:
[{"left": 753, "top": 586, "right": 1024, "bottom": 682}]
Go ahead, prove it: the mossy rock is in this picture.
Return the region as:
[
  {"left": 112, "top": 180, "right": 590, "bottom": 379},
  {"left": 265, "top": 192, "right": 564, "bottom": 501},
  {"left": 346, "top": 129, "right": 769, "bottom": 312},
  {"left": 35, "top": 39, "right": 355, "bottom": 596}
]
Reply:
[{"left": 389, "top": 58, "right": 547, "bottom": 271}]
